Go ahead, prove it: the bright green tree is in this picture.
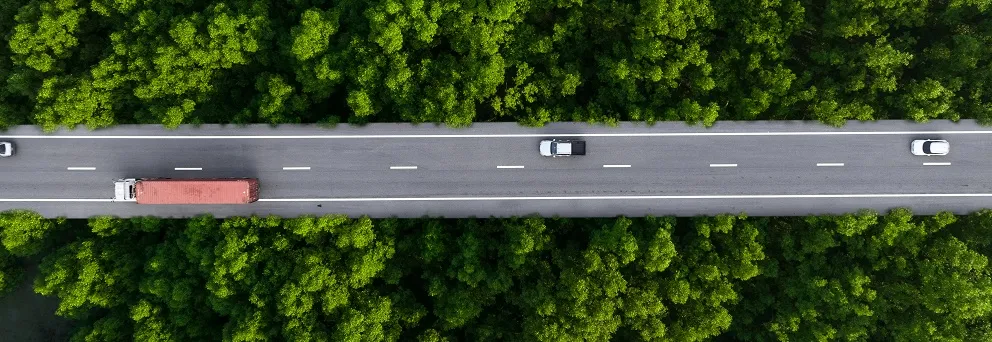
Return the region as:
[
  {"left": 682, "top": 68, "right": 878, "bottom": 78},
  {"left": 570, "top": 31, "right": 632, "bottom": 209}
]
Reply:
[{"left": 0, "top": 210, "right": 64, "bottom": 256}]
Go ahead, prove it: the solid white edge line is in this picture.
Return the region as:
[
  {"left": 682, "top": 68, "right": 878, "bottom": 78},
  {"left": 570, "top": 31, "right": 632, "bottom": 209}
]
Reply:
[
  {"left": 0, "top": 199, "right": 116, "bottom": 202},
  {"left": 816, "top": 163, "right": 845, "bottom": 167},
  {"left": 496, "top": 165, "right": 525, "bottom": 169},
  {"left": 5, "top": 193, "right": 992, "bottom": 202},
  {"left": 255, "top": 193, "right": 992, "bottom": 201},
  {"left": 710, "top": 163, "right": 738, "bottom": 167},
  {"left": 6, "top": 130, "right": 992, "bottom": 139},
  {"left": 66, "top": 167, "right": 96, "bottom": 171},
  {"left": 282, "top": 167, "right": 311, "bottom": 170},
  {"left": 174, "top": 167, "right": 202, "bottom": 171},
  {"left": 390, "top": 166, "right": 418, "bottom": 170},
  {"left": 923, "top": 162, "right": 952, "bottom": 166},
  {"left": 603, "top": 164, "right": 631, "bottom": 168}
]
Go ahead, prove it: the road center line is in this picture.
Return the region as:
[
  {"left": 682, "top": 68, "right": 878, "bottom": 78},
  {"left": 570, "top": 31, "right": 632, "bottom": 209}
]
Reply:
[
  {"left": 710, "top": 163, "right": 738, "bottom": 168},
  {"left": 66, "top": 167, "right": 96, "bottom": 171},
  {"left": 282, "top": 167, "right": 311, "bottom": 170},
  {"left": 174, "top": 167, "right": 202, "bottom": 171},
  {"left": 923, "top": 162, "right": 952, "bottom": 166},
  {"left": 603, "top": 164, "right": 631, "bottom": 168},
  {"left": 816, "top": 163, "right": 845, "bottom": 167},
  {"left": 390, "top": 166, "right": 418, "bottom": 170},
  {"left": 496, "top": 165, "right": 525, "bottom": 169}
]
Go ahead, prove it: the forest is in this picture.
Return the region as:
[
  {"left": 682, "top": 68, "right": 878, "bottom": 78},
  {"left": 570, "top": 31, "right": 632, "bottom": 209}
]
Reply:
[
  {"left": 0, "top": 0, "right": 989, "bottom": 131},
  {"left": 0, "top": 209, "right": 991, "bottom": 341},
  {"left": 2, "top": 0, "right": 992, "bottom": 340}
]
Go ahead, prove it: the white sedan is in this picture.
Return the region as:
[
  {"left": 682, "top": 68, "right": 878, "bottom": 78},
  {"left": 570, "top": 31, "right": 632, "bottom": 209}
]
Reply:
[
  {"left": 911, "top": 139, "right": 949, "bottom": 156},
  {"left": 0, "top": 141, "right": 12, "bottom": 157}
]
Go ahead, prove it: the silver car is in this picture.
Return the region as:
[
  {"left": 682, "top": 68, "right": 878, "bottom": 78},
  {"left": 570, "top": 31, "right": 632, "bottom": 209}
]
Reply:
[
  {"left": 911, "top": 139, "right": 948, "bottom": 156},
  {"left": 0, "top": 142, "right": 12, "bottom": 157}
]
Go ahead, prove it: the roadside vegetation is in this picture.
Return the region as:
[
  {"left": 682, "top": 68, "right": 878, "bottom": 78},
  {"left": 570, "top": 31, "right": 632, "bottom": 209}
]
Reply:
[
  {"left": 1, "top": 0, "right": 991, "bottom": 340},
  {"left": 1, "top": 209, "right": 991, "bottom": 341},
  {"left": 0, "top": 0, "right": 990, "bottom": 131}
]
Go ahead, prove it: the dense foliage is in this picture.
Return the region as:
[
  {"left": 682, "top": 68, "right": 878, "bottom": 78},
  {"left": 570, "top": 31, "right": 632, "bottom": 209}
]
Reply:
[
  {"left": 0, "top": 0, "right": 990, "bottom": 131},
  {"left": 0, "top": 247, "right": 19, "bottom": 296},
  {"left": 1, "top": 209, "right": 991, "bottom": 341}
]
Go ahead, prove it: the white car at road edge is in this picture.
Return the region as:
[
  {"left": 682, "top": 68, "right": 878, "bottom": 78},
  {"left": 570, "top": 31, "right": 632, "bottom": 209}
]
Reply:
[
  {"left": 0, "top": 141, "right": 12, "bottom": 157},
  {"left": 911, "top": 139, "right": 948, "bottom": 156}
]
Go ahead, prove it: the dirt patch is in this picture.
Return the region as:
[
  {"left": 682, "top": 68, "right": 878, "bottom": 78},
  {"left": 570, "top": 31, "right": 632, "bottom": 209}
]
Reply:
[{"left": 0, "top": 259, "right": 73, "bottom": 342}]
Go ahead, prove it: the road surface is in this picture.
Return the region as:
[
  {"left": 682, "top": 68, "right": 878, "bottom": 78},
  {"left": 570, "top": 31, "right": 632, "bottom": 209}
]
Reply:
[{"left": 0, "top": 120, "right": 989, "bottom": 218}]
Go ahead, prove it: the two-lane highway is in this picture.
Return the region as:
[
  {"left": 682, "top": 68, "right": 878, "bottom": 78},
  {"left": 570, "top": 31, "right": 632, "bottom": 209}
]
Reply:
[{"left": 0, "top": 120, "right": 990, "bottom": 218}]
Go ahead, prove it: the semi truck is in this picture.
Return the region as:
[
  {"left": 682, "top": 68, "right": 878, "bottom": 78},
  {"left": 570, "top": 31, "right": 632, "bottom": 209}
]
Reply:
[
  {"left": 113, "top": 178, "right": 260, "bottom": 204},
  {"left": 540, "top": 139, "right": 586, "bottom": 157}
]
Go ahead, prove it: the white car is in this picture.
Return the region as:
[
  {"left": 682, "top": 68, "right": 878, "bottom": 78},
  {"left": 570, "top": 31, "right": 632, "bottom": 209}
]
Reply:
[
  {"left": 539, "top": 139, "right": 585, "bottom": 157},
  {"left": 0, "top": 142, "right": 12, "bottom": 157},
  {"left": 911, "top": 139, "right": 948, "bottom": 156}
]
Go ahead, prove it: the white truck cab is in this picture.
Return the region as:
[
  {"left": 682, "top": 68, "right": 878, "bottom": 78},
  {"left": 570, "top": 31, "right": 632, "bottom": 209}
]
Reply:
[{"left": 114, "top": 179, "right": 138, "bottom": 202}]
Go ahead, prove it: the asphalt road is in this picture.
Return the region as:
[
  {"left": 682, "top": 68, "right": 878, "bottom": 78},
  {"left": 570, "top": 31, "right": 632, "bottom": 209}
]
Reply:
[{"left": 1, "top": 120, "right": 991, "bottom": 218}]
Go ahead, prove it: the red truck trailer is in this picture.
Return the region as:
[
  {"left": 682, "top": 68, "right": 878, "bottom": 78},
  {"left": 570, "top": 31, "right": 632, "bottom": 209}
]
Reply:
[{"left": 113, "top": 178, "right": 259, "bottom": 204}]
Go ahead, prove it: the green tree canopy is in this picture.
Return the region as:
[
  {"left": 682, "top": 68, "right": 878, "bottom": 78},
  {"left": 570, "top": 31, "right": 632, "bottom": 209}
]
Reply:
[
  {"left": 0, "top": 0, "right": 989, "bottom": 130},
  {"left": 2, "top": 211, "right": 991, "bottom": 340}
]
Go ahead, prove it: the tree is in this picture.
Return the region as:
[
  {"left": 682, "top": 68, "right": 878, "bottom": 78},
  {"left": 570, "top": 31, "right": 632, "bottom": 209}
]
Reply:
[
  {"left": 7, "top": 0, "right": 85, "bottom": 74},
  {"left": 5, "top": 210, "right": 991, "bottom": 341},
  {"left": 0, "top": 247, "right": 22, "bottom": 296},
  {"left": 728, "top": 209, "right": 992, "bottom": 341},
  {"left": 0, "top": 0, "right": 989, "bottom": 128},
  {"left": 0, "top": 210, "right": 63, "bottom": 256}
]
